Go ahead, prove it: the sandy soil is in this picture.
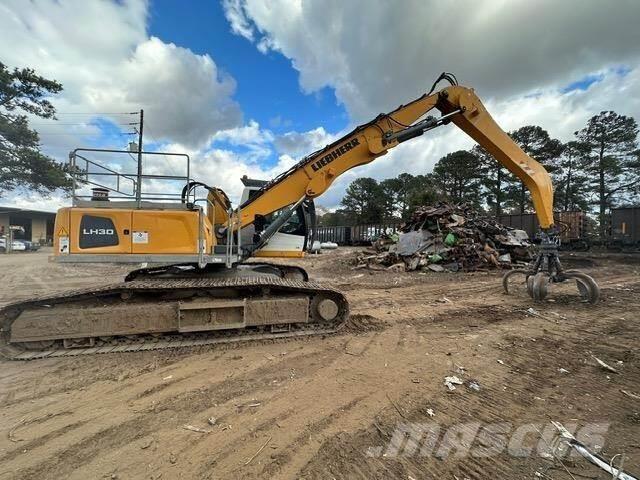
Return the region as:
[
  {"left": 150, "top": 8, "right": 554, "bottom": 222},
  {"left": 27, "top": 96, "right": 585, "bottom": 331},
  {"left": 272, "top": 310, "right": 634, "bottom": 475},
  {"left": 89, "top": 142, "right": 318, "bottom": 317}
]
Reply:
[{"left": 0, "top": 248, "right": 639, "bottom": 479}]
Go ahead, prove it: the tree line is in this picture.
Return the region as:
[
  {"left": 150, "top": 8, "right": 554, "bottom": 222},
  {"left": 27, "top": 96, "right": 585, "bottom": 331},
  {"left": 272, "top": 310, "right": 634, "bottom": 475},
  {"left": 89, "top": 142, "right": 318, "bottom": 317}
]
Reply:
[{"left": 322, "top": 114, "right": 640, "bottom": 237}]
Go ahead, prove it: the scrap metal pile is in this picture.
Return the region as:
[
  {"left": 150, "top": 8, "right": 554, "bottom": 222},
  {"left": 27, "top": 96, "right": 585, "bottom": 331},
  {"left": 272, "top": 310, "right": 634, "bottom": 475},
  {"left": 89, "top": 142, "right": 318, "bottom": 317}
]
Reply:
[{"left": 355, "top": 202, "right": 533, "bottom": 273}]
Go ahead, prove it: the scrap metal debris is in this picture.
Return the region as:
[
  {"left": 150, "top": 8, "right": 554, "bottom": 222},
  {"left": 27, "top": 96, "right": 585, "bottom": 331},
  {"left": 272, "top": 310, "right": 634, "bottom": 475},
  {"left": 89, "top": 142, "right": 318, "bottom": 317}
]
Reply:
[
  {"left": 551, "top": 421, "right": 639, "bottom": 480},
  {"left": 591, "top": 354, "right": 620, "bottom": 374},
  {"left": 466, "top": 380, "right": 481, "bottom": 392},
  {"left": 182, "top": 424, "right": 211, "bottom": 434},
  {"left": 621, "top": 389, "right": 640, "bottom": 400},
  {"left": 354, "top": 202, "right": 532, "bottom": 272},
  {"left": 244, "top": 437, "right": 272, "bottom": 466},
  {"left": 444, "top": 375, "right": 464, "bottom": 391}
]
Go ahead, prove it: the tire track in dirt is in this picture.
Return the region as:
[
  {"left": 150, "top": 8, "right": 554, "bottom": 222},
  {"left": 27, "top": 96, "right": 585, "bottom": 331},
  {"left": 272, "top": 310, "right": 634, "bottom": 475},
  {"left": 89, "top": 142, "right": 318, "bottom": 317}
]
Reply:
[
  {"left": 2, "top": 418, "right": 93, "bottom": 464},
  {"left": 69, "top": 338, "right": 368, "bottom": 478},
  {"left": 295, "top": 289, "right": 640, "bottom": 479},
  {"left": 296, "top": 368, "right": 529, "bottom": 477},
  {"left": 255, "top": 396, "right": 367, "bottom": 479},
  {"left": 4, "top": 348, "right": 334, "bottom": 479},
  {"left": 188, "top": 348, "right": 381, "bottom": 476},
  {"left": 182, "top": 323, "right": 439, "bottom": 478}
]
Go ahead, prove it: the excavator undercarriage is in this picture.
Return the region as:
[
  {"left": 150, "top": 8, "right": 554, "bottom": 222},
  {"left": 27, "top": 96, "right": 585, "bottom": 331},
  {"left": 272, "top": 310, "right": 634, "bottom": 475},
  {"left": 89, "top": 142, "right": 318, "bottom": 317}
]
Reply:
[{"left": 0, "top": 266, "right": 347, "bottom": 360}]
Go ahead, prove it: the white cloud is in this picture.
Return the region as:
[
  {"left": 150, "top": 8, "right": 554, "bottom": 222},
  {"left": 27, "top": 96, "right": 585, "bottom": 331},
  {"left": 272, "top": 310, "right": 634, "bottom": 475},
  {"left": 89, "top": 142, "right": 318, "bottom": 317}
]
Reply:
[
  {"left": 209, "top": 120, "right": 274, "bottom": 163},
  {"left": 273, "top": 126, "right": 337, "bottom": 157},
  {"left": 0, "top": 0, "right": 242, "bottom": 151},
  {"left": 225, "top": 0, "right": 640, "bottom": 121},
  {"left": 213, "top": 120, "right": 273, "bottom": 146},
  {"left": 2, "top": 190, "right": 71, "bottom": 212},
  {"left": 222, "top": 0, "right": 256, "bottom": 42}
]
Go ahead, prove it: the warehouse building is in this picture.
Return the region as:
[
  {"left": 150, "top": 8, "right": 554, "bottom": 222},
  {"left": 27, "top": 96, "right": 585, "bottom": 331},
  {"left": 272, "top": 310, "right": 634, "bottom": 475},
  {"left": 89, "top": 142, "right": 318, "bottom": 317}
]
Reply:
[{"left": 0, "top": 206, "right": 56, "bottom": 245}]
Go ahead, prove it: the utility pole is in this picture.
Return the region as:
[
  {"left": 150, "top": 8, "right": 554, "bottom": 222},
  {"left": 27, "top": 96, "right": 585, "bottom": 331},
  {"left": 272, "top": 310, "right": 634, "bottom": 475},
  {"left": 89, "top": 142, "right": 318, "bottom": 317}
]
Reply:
[{"left": 136, "top": 109, "right": 144, "bottom": 205}]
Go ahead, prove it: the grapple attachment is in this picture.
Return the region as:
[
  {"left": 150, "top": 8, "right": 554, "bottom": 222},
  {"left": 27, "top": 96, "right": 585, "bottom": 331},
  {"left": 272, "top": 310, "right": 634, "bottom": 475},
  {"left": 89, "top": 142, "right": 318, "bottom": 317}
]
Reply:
[{"left": 502, "top": 231, "right": 600, "bottom": 304}]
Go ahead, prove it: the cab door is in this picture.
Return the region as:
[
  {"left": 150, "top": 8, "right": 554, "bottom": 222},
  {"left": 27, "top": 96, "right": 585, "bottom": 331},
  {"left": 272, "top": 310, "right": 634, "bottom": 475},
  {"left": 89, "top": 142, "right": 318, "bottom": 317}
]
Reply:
[{"left": 70, "top": 209, "right": 132, "bottom": 254}]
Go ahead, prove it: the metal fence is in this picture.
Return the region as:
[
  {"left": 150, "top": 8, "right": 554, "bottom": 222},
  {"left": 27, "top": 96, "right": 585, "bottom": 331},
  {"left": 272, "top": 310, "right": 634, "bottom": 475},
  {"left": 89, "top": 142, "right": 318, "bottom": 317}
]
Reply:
[{"left": 316, "top": 222, "right": 401, "bottom": 245}]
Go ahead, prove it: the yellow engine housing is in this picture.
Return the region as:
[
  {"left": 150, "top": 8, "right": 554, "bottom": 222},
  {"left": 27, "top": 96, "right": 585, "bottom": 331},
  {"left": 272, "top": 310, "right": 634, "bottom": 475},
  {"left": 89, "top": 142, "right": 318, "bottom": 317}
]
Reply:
[{"left": 55, "top": 206, "right": 213, "bottom": 259}]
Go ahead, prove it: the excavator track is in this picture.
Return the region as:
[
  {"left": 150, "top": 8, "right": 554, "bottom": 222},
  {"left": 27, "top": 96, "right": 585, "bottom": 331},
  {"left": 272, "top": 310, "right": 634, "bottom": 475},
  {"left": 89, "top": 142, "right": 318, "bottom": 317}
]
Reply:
[{"left": 0, "top": 277, "right": 348, "bottom": 361}]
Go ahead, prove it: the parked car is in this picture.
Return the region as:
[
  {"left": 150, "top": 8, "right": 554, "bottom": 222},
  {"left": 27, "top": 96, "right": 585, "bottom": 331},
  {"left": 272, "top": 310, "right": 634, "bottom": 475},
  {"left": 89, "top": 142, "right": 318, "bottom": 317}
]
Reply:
[
  {"left": 21, "top": 240, "right": 41, "bottom": 251},
  {"left": 0, "top": 237, "right": 27, "bottom": 252}
]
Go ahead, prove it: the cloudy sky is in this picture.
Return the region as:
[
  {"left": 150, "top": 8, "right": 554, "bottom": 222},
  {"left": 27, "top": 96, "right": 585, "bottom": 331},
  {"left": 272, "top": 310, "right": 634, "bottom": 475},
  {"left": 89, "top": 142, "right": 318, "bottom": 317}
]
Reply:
[{"left": 1, "top": 0, "right": 640, "bottom": 211}]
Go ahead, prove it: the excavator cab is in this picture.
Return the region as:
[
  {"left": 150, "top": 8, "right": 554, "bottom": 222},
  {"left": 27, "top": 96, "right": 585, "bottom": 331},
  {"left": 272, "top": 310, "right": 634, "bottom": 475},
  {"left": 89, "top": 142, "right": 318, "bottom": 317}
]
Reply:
[{"left": 237, "top": 176, "right": 316, "bottom": 257}]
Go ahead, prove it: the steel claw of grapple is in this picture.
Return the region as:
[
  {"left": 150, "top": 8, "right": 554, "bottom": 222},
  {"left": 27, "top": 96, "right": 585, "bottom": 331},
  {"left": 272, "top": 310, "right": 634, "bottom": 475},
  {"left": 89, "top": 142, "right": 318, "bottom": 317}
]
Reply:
[
  {"left": 530, "top": 272, "right": 549, "bottom": 301},
  {"left": 501, "top": 269, "right": 531, "bottom": 294},
  {"left": 502, "top": 268, "right": 599, "bottom": 304},
  {"left": 511, "top": 228, "right": 601, "bottom": 304},
  {"left": 563, "top": 270, "right": 601, "bottom": 304}
]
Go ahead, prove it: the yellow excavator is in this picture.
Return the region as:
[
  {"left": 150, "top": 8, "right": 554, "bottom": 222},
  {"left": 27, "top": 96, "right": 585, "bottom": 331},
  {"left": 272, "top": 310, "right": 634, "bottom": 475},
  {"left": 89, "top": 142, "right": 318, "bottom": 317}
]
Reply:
[{"left": 0, "top": 73, "right": 599, "bottom": 360}]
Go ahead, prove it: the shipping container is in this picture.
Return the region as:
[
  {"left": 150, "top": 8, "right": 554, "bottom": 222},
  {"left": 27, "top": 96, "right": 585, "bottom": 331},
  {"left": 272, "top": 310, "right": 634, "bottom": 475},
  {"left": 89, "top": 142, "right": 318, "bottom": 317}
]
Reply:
[
  {"left": 609, "top": 207, "right": 640, "bottom": 247},
  {"left": 496, "top": 211, "right": 588, "bottom": 250},
  {"left": 315, "top": 223, "right": 400, "bottom": 245},
  {"left": 316, "top": 225, "right": 351, "bottom": 245},
  {"left": 496, "top": 213, "right": 539, "bottom": 239},
  {"left": 349, "top": 223, "right": 400, "bottom": 245}
]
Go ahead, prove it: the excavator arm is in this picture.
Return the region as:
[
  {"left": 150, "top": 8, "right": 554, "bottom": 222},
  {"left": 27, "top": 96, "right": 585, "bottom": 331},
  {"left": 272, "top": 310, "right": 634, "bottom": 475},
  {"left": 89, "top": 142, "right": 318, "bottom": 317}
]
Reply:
[
  {"left": 238, "top": 75, "right": 555, "bottom": 232},
  {"left": 238, "top": 75, "right": 606, "bottom": 305}
]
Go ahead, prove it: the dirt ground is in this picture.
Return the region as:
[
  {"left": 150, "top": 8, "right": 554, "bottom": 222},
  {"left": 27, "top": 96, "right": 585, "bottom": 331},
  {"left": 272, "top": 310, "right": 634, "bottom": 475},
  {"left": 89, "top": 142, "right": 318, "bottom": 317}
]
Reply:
[{"left": 0, "top": 247, "right": 639, "bottom": 480}]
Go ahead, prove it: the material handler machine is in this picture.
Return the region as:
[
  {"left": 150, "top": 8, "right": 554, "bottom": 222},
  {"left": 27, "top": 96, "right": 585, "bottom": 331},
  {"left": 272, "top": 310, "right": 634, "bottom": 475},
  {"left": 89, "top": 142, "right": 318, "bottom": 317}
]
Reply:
[{"left": 0, "top": 73, "right": 599, "bottom": 360}]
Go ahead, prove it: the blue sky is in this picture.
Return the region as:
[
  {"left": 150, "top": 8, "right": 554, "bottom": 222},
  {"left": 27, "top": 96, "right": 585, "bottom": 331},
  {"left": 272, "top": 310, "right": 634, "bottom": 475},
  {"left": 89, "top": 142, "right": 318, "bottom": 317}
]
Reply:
[{"left": 148, "top": 0, "right": 347, "bottom": 137}]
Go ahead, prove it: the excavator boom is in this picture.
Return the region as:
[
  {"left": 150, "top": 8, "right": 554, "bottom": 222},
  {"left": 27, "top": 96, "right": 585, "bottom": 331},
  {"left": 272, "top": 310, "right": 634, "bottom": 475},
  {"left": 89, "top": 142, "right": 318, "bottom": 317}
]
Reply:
[{"left": 238, "top": 80, "right": 555, "bottom": 234}]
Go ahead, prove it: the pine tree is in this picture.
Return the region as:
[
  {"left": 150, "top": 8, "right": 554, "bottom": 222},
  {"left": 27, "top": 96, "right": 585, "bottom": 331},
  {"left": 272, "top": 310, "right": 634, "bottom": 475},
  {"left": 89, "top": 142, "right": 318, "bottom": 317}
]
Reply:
[
  {"left": 554, "top": 140, "right": 591, "bottom": 211},
  {"left": 340, "top": 177, "right": 388, "bottom": 223},
  {"left": 509, "top": 126, "right": 563, "bottom": 213},
  {"left": 0, "top": 62, "right": 72, "bottom": 196},
  {"left": 472, "top": 144, "right": 518, "bottom": 215},
  {"left": 575, "top": 111, "right": 639, "bottom": 237},
  {"left": 380, "top": 173, "right": 438, "bottom": 220},
  {"left": 431, "top": 150, "right": 483, "bottom": 207}
]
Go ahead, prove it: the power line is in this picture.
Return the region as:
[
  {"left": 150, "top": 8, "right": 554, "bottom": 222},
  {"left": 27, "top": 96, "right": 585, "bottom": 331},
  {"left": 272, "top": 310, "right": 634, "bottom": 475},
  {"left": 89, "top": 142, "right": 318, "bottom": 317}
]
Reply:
[
  {"left": 53, "top": 112, "right": 139, "bottom": 115},
  {"left": 37, "top": 131, "right": 137, "bottom": 136},
  {"left": 31, "top": 122, "right": 140, "bottom": 126}
]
